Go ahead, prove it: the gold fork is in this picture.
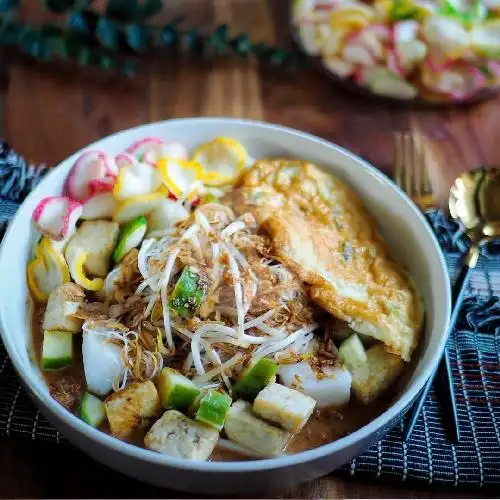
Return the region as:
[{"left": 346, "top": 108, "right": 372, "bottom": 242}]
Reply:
[{"left": 393, "top": 132, "right": 435, "bottom": 211}]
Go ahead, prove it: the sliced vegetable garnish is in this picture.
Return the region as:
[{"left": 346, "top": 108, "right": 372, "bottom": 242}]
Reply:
[
  {"left": 158, "top": 158, "right": 203, "bottom": 198},
  {"left": 169, "top": 265, "right": 210, "bottom": 318},
  {"left": 126, "top": 137, "right": 165, "bottom": 164},
  {"left": 471, "top": 21, "right": 500, "bottom": 57},
  {"left": 233, "top": 358, "right": 279, "bottom": 401},
  {"left": 80, "top": 391, "right": 107, "bottom": 428},
  {"left": 147, "top": 199, "right": 189, "bottom": 232},
  {"left": 192, "top": 137, "right": 248, "bottom": 187},
  {"left": 113, "top": 161, "right": 162, "bottom": 201},
  {"left": 42, "top": 330, "right": 73, "bottom": 370},
  {"left": 27, "top": 237, "right": 71, "bottom": 302},
  {"left": 329, "top": 4, "right": 373, "bottom": 30},
  {"left": 368, "top": 68, "right": 418, "bottom": 98},
  {"left": 32, "top": 196, "right": 82, "bottom": 241},
  {"left": 113, "top": 216, "right": 147, "bottom": 263},
  {"left": 113, "top": 192, "right": 164, "bottom": 225},
  {"left": 160, "top": 142, "right": 188, "bottom": 161},
  {"left": 388, "top": 0, "right": 419, "bottom": 20},
  {"left": 66, "top": 247, "right": 104, "bottom": 291},
  {"left": 195, "top": 390, "right": 232, "bottom": 430},
  {"left": 115, "top": 152, "right": 138, "bottom": 169},
  {"left": 82, "top": 192, "right": 118, "bottom": 220},
  {"left": 338, "top": 334, "right": 368, "bottom": 371},
  {"left": 64, "top": 151, "right": 117, "bottom": 202},
  {"left": 157, "top": 367, "right": 201, "bottom": 410}
]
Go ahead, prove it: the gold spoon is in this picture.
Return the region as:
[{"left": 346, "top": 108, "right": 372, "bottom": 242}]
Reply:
[{"left": 405, "top": 166, "right": 500, "bottom": 442}]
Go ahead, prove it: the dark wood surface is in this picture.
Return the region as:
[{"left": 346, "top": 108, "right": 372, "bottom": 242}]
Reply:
[{"left": 1, "top": 1, "right": 500, "bottom": 498}]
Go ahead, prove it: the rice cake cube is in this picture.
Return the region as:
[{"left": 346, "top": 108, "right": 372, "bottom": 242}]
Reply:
[
  {"left": 65, "top": 220, "right": 119, "bottom": 277},
  {"left": 105, "top": 380, "right": 161, "bottom": 439},
  {"left": 224, "top": 400, "right": 290, "bottom": 456},
  {"left": 145, "top": 410, "right": 219, "bottom": 460},
  {"left": 253, "top": 383, "right": 316, "bottom": 433},
  {"left": 42, "top": 283, "right": 85, "bottom": 333},
  {"left": 351, "top": 343, "right": 404, "bottom": 404}
]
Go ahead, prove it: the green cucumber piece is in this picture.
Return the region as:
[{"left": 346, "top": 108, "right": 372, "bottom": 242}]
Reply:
[
  {"left": 169, "top": 265, "right": 210, "bottom": 318},
  {"left": 112, "top": 215, "right": 147, "bottom": 263},
  {"left": 157, "top": 367, "right": 201, "bottom": 410},
  {"left": 195, "top": 390, "right": 232, "bottom": 430},
  {"left": 42, "top": 330, "right": 73, "bottom": 370},
  {"left": 80, "top": 391, "right": 106, "bottom": 428},
  {"left": 338, "top": 334, "right": 367, "bottom": 372},
  {"left": 233, "top": 358, "right": 278, "bottom": 401}
]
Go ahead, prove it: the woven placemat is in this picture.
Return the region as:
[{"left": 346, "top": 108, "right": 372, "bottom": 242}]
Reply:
[{"left": 1, "top": 140, "right": 500, "bottom": 489}]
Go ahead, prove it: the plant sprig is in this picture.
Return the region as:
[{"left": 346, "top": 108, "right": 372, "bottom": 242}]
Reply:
[{"left": 0, "top": 0, "right": 305, "bottom": 74}]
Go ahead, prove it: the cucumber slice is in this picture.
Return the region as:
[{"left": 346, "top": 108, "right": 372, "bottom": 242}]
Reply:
[
  {"left": 195, "top": 390, "right": 232, "bottom": 430},
  {"left": 169, "top": 265, "right": 210, "bottom": 318},
  {"left": 42, "top": 330, "right": 73, "bottom": 370},
  {"left": 338, "top": 334, "right": 367, "bottom": 372},
  {"left": 112, "top": 215, "right": 147, "bottom": 263},
  {"left": 233, "top": 358, "right": 278, "bottom": 401},
  {"left": 157, "top": 367, "right": 201, "bottom": 410},
  {"left": 80, "top": 391, "right": 106, "bottom": 428}
]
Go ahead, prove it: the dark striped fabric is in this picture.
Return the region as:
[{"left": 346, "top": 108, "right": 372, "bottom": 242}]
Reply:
[{"left": 0, "top": 140, "right": 499, "bottom": 488}]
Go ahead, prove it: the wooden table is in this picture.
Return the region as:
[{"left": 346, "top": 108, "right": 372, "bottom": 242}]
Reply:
[{"left": 1, "top": 1, "right": 500, "bottom": 498}]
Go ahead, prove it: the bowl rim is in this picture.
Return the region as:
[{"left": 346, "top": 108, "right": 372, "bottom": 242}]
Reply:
[{"left": 0, "top": 117, "right": 451, "bottom": 473}]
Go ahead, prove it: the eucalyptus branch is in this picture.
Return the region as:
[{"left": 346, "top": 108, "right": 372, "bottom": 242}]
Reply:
[{"left": 0, "top": 0, "right": 306, "bottom": 75}]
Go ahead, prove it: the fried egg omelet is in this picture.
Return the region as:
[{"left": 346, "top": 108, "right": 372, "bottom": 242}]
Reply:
[{"left": 231, "top": 159, "right": 423, "bottom": 362}]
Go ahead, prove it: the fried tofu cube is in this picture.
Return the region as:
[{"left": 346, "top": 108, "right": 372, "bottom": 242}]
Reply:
[
  {"left": 351, "top": 343, "right": 404, "bottom": 405},
  {"left": 253, "top": 383, "right": 316, "bottom": 433},
  {"left": 224, "top": 400, "right": 290, "bottom": 456},
  {"left": 145, "top": 410, "right": 219, "bottom": 460},
  {"left": 42, "top": 283, "right": 85, "bottom": 333},
  {"left": 105, "top": 380, "right": 161, "bottom": 439},
  {"left": 65, "top": 220, "right": 119, "bottom": 277}
]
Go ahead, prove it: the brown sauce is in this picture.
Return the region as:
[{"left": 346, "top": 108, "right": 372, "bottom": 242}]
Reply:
[{"left": 32, "top": 303, "right": 399, "bottom": 460}]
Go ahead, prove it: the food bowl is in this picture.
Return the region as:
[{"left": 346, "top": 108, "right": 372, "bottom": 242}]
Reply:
[
  {"left": 0, "top": 118, "right": 450, "bottom": 494},
  {"left": 291, "top": 0, "right": 500, "bottom": 107}
]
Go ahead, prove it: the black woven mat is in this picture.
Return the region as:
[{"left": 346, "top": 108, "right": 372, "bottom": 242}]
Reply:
[{"left": 1, "top": 140, "right": 500, "bottom": 489}]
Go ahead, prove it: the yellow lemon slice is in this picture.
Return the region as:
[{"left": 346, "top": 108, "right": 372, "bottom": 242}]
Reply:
[
  {"left": 113, "top": 162, "right": 162, "bottom": 201},
  {"left": 113, "top": 192, "right": 164, "bottom": 225},
  {"left": 192, "top": 137, "right": 248, "bottom": 187},
  {"left": 67, "top": 247, "right": 104, "bottom": 292},
  {"left": 329, "top": 11, "right": 371, "bottom": 30},
  {"left": 27, "top": 237, "right": 70, "bottom": 302},
  {"left": 158, "top": 158, "right": 202, "bottom": 198}
]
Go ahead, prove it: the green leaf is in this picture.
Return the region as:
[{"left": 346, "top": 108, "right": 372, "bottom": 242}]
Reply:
[
  {"left": 270, "top": 48, "right": 287, "bottom": 66},
  {"left": 99, "top": 53, "right": 114, "bottom": 70},
  {"left": 67, "top": 11, "right": 89, "bottom": 33},
  {"left": 76, "top": 45, "right": 91, "bottom": 66},
  {"left": 0, "top": 21, "right": 22, "bottom": 44},
  {"left": 122, "top": 60, "right": 136, "bottom": 76},
  {"left": 0, "top": 0, "right": 19, "bottom": 13},
  {"left": 161, "top": 24, "right": 178, "bottom": 47},
  {"left": 252, "top": 42, "right": 273, "bottom": 61},
  {"left": 106, "top": 0, "right": 137, "bottom": 22},
  {"left": 184, "top": 29, "right": 204, "bottom": 54},
  {"left": 96, "top": 16, "right": 119, "bottom": 50},
  {"left": 230, "top": 33, "right": 251, "bottom": 56},
  {"left": 208, "top": 24, "right": 229, "bottom": 55},
  {"left": 126, "top": 23, "right": 151, "bottom": 52}
]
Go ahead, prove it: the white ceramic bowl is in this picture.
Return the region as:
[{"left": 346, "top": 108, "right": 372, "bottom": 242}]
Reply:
[{"left": 0, "top": 118, "right": 450, "bottom": 495}]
